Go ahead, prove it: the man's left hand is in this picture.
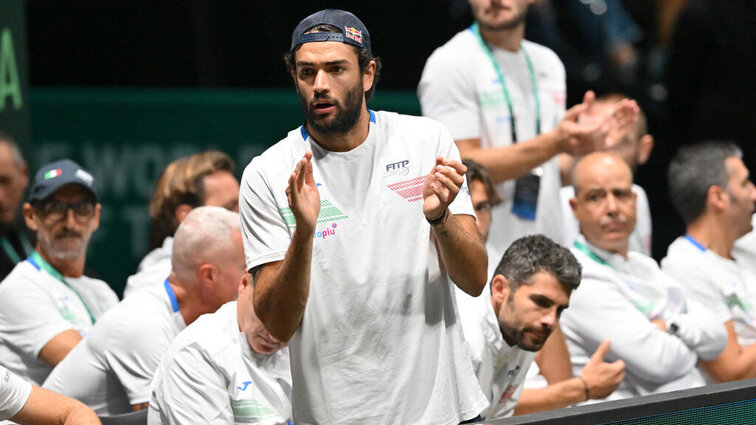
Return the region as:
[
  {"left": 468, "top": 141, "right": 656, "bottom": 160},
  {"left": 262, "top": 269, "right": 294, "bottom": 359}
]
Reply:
[{"left": 423, "top": 157, "right": 467, "bottom": 222}]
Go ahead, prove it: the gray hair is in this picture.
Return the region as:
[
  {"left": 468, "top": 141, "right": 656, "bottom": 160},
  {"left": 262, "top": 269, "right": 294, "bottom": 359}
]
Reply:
[
  {"left": 0, "top": 131, "right": 25, "bottom": 166},
  {"left": 668, "top": 141, "right": 743, "bottom": 225},
  {"left": 493, "top": 235, "right": 581, "bottom": 293},
  {"left": 172, "top": 206, "right": 241, "bottom": 276}
]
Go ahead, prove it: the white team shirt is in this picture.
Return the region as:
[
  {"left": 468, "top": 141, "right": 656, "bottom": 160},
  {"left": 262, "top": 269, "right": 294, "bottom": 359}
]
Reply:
[
  {"left": 561, "top": 237, "right": 726, "bottom": 400},
  {"left": 560, "top": 184, "right": 652, "bottom": 254},
  {"left": 733, "top": 214, "right": 756, "bottom": 275},
  {"left": 458, "top": 292, "right": 536, "bottom": 419},
  {"left": 148, "top": 302, "right": 291, "bottom": 425},
  {"left": 239, "top": 110, "right": 487, "bottom": 424},
  {"left": 0, "top": 259, "right": 118, "bottom": 385},
  {"left": 0, "top": 365, "right": 32, "bottom": 421},
  {"left": 43, "top": 281, "right": 186, "bottom": 415},
  {"left": 123, "top": 237, "right": 173, "bottom": 298},
  {"left": 419, "top": 28, "right": 567, "bottom": 273},
  {"left": 663, "top": 236, "right": 756, "bottom": 347}
]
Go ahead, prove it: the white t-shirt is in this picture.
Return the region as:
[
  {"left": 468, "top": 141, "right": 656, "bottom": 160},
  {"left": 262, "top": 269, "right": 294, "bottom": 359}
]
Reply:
[
  {"left": 663, "top": 236, "right": 756, "bottom": 347},
  {"left": 0, "top": 365, "right": 32, "bottom": 421},
  {"left": 733, "top": 214, "right": 756, "bottom": 274},
  {"left": 123, "top": 237, "right": 173, "bottom": 298},
  {"left": 458, "top": 292, "right": 536, "bottom": 419},
  {"left": 560, "top": 184, "right": 652, "bottom": 255},
  {"left": 43, "top": 281, "right": 186, "bottom": 415},
  {"left": 148, "top": 302, "right": 291, "bottom": 425},
  {"left": 0, "top": 259, "right": 118, "bottom": 385},
  {"left": 561, "top": 238, "right": 726, "bottom": 400},
  {"left": 239, "top": 110, "right": 487, "bottom": 425},
  {"left": 419, "top": 28, "right": 567, "bottom": 272}
]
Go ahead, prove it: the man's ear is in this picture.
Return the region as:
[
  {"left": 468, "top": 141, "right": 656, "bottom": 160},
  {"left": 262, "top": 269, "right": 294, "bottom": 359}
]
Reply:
[
  {"left": 636, "top": 134, "right": 654, "bottom": 166},
  {"left": 707, "top": 185, "right": 728, "bottom": 211},
  {"left": 362, "top": 60, "right": 376, "bottom": 93},
  {"left": 491, "top": 274, "right": 511, "bottom": 305},
  {"left": 174, "top": 204, "right": 192, "bottom": 225},
  {"left": 23, "top": 202, "right": 38, "bottom": 231},
  {"left": 196, "top": 263, "right": 217, "bottom": 288}
]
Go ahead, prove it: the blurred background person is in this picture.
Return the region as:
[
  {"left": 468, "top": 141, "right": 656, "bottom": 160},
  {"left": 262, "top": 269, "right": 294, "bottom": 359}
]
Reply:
[{"left": 0, "top": 131, "right": 32, "bottom": 280}]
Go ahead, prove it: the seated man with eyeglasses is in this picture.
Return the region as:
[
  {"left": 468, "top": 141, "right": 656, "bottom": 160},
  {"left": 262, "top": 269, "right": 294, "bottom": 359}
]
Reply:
[{"left": 0, "top": 159, "right": 118, "bottom": 385}]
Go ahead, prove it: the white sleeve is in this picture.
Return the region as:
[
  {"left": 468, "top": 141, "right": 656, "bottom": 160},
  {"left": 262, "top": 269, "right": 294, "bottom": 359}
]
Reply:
[
  {"left": 665, "top": 299, "right": 728, "bottom": 361},
  {"left": 562, "top": 274, "right": 698, "bottom": 384},
  {"left": 418, "top": 51, "right": 481, "bottom": 140},
  {"left": 0, "top": 366, "right": 33, "bottom": 421},
  {"left": 661, "top": 259, "right": 732, "bottom": 323},
  {"left": 0, "top": 280, "right": 75, "bottom": 358},
  {"left": 106, "top": 319, "right": 172, "bottom": 406},
  {"left": 149, "top": 346, "right": 232, "bottom": 425},
  {"left": 239, "top": 158, "right": 291, "bottom": 271}
]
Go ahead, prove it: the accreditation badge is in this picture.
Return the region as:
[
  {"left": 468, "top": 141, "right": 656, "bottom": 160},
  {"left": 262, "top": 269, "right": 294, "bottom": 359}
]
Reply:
[{"left": 511, "top": 167, "right": 542, "bottom": 221}]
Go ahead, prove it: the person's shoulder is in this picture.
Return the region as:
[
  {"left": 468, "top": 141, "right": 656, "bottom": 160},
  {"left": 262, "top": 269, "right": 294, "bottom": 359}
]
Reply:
[
  {"left": 241, "top": 128, "right": 304, "bottom": 182},
  {"left": 424, "top": 28, "right": 480, "bottom": 72},
  {"left": 521, "top": 39, "right": 563, "bottom": 67},
  {"left": 170, "top": 302, "right": 237, "bottom": 357},
  {"left": 662, "top": 237, "right": 702, "bottom": 267},
  {"left": 0, "top": 261, "right": 38, "bottom": 292}
]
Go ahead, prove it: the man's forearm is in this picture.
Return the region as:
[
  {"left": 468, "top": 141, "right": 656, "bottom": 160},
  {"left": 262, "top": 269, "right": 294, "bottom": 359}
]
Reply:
[
  {"left": 432, "top": 214, "right": 487, "bottom": 296},
  {"left": 514, "top": 378, "right": 587, "bottom": 415},
  {"left": 253, "top": 228, "right": 314, "bottom": 343},
  {"left": 457, "top": 130, "right": 562, "bottom": 184}
]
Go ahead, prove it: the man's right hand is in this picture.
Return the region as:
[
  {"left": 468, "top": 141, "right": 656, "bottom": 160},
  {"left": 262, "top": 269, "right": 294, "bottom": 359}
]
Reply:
[
  {"left": 286, "top": 151, "right": 321, "bottom": 235},
  {"left": 556, "top": 91, "right": 639, "bottom": 156},
  {"left": 581, "top": 340, "right": 625, "bottom": 400}
]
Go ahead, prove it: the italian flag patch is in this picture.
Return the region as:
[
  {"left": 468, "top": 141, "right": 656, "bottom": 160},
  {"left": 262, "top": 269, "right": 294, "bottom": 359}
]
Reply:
[{"left": 44, "top": 169, "right": 62, "bottom": 179}]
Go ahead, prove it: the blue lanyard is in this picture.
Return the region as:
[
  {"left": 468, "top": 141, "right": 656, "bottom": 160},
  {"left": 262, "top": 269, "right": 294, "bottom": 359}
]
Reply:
[{"left": 471, "top": 23, "right": 541, "bottom": 143}]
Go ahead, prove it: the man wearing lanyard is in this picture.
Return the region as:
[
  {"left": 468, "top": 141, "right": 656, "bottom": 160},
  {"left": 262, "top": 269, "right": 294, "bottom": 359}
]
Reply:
[
  {"left": 0, "top": 159, "right": 118, "bottom": 385},
  {"left": 0, "top": 133, "right": 33, "bottom": 281},
  {"left": 662, "top": 141, "right": 756, "bottom": 383},
  {"left": 44, "top": 207, "right": 244, "bottom": 415},
  {"left": 561, "top": 152, "right": 726, "bottom": 399},
  {"left": 419, "top": 0, "right": 638, "bottom": 271}
]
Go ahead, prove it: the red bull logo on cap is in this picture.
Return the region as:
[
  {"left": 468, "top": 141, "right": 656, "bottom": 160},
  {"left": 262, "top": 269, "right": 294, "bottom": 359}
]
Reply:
[{"left": 344, "top": 26, "right": 362, "bottom": 44}]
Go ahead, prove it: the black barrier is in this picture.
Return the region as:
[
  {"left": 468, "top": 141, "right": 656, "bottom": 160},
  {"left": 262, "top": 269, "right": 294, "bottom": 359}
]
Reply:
[{"left": 491, "top": 379, "right": 756, "bottom": 424}]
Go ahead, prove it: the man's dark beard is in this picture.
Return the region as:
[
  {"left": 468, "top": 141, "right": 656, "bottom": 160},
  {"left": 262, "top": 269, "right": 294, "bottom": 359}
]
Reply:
[
  {"left": 302, "top": 81, "right": 364, "bottom": 136},
  {"left": 479, "top": 8, "right": 527, "bottom": 32}
]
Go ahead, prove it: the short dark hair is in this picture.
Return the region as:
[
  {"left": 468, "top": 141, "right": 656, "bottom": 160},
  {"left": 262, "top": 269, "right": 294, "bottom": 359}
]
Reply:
[
  {"left": 493, "top": 235, "right": 581, "bottom": 294},
  {"left": 668, "top": 140, "right": 743, "bottom": 225},
  {"left": 283, "top": 24, "right": 382, "bottom": 101},
  {"left": 463, "top": 159, "right": 502, "bottom": 206}
]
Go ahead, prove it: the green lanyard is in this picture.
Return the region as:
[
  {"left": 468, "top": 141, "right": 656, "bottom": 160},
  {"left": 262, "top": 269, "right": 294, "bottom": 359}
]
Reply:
[
  {"left": 573, "top": 240, "right": 611, "bottom": 267},
  {"left": 1, "top": 232, "right": 33, "bottom": 265},
  {"left": 27, "top": 251, "right": 97, "bottom": 325},
  {"left": 471, "top": 23, "right": 541, "bottom": 143}
]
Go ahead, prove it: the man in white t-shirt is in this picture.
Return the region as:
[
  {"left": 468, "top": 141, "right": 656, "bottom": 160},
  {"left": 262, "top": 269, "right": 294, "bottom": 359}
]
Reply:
[
  {"left": 419, "top": 0, "right": 638, "bottom": 270},
  {"left": 43, "top": 207, "right": 244, "bottom": 416},
  {"left": 239, "top": 9, "right": 488, "bottom": 424},
  {"left": 1, "top": 365, "right": 99, "bottom": 425},
  {"left": 559, "top": 94, "right": 654, "bottom": 254},
  {"left": 459, "top": 234, "right": 627, "bottom": 419},
  {"left": 662, "top": 141, "right": 756, "bottom": 383},
  {"left": 149, "top": 272, "right": 290, "bottom": 425},
  {"left": 561, "top": 152, "right": 727, "bottom": 400},
  {"left": 0, "top": 159, "right": 118, "bottom": 385},
  {"left": 124, "top": 151, "right": 239, "bottom": 297}
]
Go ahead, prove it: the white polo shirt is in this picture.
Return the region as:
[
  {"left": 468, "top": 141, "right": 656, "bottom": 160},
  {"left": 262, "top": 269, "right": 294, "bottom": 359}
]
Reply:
[
  {"left": 43, "top": 280, "right": 186, "bottom": 415},
  {"left": 239, "top": 110, "right": 487, "bottom": 424},
  {"left": 663, "top": 235, "right": 756, "bottom": 347},
  {"left": 0, "top": 258, "right": 118, "bottom": 385},
  {"left": 419, "top": 28, "right": 567, "bottom": 273},
  {"left": 458, "top": 292, "right": 536, "bottom": 419},
  {"left": 0, "top": 365, "right": 32, "bottom": 421},
  {"left": 562, "top": 238, "right": 726, "bottom": 399},
  {"left": 148, "top": 302, "right": 292, "bottom": 425},
  {"left": 123, "top": 236, "right": 173, "bottom": 298}
]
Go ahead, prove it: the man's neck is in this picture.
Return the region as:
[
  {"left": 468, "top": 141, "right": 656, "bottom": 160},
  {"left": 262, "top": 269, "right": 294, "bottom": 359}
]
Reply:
[
  {"left": 584, "top": 237, "right": 629, "bottom": 260},
  {"left": 478, "top": 22, "right": 524, "bottom": 52},
  {"left": 36, "top": 247, "right": 85, "bottom": 278},
  {"left": 307, "top": 107, "right": 371, "bottom": 152},
  {"left": 687, "top": 217, "right": 736, "bottom": 259}
]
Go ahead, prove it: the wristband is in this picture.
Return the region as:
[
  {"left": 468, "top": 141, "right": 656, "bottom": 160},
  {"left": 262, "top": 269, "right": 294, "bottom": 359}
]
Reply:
[
  {"left": 578, "top": 376, "right": 590, "bottom": 401},
  {"left": 426, "top": 208, "right": 449, "bottom": 227}
]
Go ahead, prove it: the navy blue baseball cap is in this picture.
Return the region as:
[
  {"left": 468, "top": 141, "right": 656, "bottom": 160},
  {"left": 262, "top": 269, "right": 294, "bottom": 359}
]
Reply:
[
  {"left": 290, "top": 9, "right": 371, "bottom": 55},
  {"left": 29, "top": 159, "right": 97, "bottom": 202}
]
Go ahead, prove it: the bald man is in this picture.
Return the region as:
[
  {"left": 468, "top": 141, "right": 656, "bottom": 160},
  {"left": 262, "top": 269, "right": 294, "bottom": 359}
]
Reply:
[
  {"left": 559, "top": 152, "right": 726, "bottom": 400},
  {"left": 43, "top": 207, "right": 244, "bottom": 416}
]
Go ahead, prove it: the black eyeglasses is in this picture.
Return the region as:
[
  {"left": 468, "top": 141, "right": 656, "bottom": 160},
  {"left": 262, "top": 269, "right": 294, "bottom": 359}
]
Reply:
[{"left": 35, "top": 200, "right": 95, "bottom": 222}]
